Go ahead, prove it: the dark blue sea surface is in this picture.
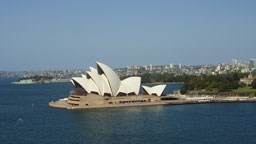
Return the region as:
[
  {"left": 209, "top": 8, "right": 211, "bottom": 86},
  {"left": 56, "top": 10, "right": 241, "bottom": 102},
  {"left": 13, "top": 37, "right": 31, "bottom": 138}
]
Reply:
[{"left": 1, "top": 78, "right": 256, "bottom": 144}]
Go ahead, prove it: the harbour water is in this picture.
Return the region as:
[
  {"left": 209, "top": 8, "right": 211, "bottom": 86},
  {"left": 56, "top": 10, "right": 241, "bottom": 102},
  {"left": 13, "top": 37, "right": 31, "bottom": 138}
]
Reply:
[{"left": 1, "top": 78, "right": 256, "bottom": 144}]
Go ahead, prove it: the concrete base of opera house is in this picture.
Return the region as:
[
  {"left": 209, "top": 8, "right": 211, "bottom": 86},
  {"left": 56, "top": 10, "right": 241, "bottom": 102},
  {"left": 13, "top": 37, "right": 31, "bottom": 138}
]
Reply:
[
  {"left": 49, "top": 93, "right": 256, "bottom": 109},
  {"left": 49, "top": 100, "right": 170, "bottom": 109},
  {"left": 49, "top": 93, "right": 169, "bottom": 109}
]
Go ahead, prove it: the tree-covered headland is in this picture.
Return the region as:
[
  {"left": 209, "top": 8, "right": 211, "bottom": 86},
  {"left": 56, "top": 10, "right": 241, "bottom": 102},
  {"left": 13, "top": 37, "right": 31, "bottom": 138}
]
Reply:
[{"left": 180, "top": 73, "right": 253, "bottom": 94}]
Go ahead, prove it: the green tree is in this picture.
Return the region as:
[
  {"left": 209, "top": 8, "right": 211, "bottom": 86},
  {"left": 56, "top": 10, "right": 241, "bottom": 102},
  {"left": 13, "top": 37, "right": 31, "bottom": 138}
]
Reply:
[
  {"left": 180, "top": 83, "right": 189, "bottom": 94},
  {"left": 217, "top": 80, "right": 233, "bottom": 92},
  {"left": 233, "top": 72, "right": 240, "bottom": 81},
  {"left": 249, "top": 93, "right": 255, "bottom": 98}
]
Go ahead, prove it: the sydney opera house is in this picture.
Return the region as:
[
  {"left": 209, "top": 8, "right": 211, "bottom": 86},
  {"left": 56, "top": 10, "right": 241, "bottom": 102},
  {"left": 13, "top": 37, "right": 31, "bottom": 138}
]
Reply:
[{"left": 49, "top": 62, "right": 167, "bottom": 109}]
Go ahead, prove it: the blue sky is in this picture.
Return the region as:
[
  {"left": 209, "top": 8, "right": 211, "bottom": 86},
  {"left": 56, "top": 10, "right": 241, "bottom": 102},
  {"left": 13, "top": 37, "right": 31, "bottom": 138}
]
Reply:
[{"left": 0, "top": 0, "right": 256, "bottom": 71}]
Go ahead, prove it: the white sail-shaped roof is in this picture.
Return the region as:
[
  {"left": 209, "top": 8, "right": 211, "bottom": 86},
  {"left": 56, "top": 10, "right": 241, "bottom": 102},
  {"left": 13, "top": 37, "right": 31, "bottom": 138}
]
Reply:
[
  {"left": 142, "top": 86, "right": 152, "bottom": 95},
  {"left": 152, "top": 85, "right": 166, "bottom": 96},
  {"left": 81, "top": 75, "right": 91, "bottom": 93},
  {"left": 96, "top": 62, "right": 121, "bottom": 96},
  {"left": 81, "top": 74, "right": 87, "bottom": 79},
  {"left": 117, "top": 81, "right": 133, "bottom": 95},
  {"left": 70, "top": 79, "right": 75, "bottom": 86},
  {"left": 82, "top": 74, "right": 100, "bottom": 94},
  {"left": 142, "top": 85, "right": 166, "bottom": 96},
  {"left": 122, "top": 77, "right": 141, "bottom": 95},
  {"left": 71, "top": 62, "right": 165, "bottom": 97},
  {"left": 88, "top": 78, "right": 100, "bottom": 94},
  {"left": 72, "top": 77, "right": 90, "bottom": 93},
  {"left": 101, "top": 74, "right": 112, "bottom": 95},
  {"left": 89, "top": 67, "right": 98, "bottom": 73},
  {"left": 86, "top": 71, "right": 103, "bottom": 96}
]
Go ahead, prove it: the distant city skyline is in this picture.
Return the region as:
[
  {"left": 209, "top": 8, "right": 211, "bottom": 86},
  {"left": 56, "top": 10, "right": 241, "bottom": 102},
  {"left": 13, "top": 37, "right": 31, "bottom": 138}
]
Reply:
[
  {"left": 1, "top": 0, "right": 256, "bottom": 71},
  {"left": 0, "top": 58, "right": 254, "bottom": 72},
  {"left": 1, "top": 57, "right": 255, "bottom": 78}
]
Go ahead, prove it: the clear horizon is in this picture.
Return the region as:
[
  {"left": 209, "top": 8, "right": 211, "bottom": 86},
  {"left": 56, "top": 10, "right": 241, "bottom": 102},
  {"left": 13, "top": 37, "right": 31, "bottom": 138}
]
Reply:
[{"left": 1, "top": 0, "right": 256, "bottom": 71}]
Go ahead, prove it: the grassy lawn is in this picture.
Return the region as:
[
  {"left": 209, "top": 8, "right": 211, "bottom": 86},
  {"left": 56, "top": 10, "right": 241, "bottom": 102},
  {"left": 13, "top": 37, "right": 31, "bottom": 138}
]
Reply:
[{"left": 232, "top": 87, "right": 256, "bottom": 93}]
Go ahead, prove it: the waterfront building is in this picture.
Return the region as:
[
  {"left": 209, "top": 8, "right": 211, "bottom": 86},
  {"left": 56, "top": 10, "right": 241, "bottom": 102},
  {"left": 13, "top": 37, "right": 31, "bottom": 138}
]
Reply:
[
  {"left": 240, "top": 74, "right": 256, "bottom": 86},
  {"left": 49, "top": 62, "right": 166, "bottom": 109}
]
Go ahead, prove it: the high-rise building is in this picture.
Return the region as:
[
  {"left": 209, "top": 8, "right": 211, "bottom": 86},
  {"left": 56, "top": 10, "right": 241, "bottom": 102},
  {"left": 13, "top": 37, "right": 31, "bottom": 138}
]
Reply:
[
  {"left": 178, "top": 64, "right": 182, "bottom": 69},
  {"left": 149, "top": 64, "right": 153, "bottom": 71},
  {"left": 133, "top": 65, "right": 138, "bottom": 75},
  {"left": 215, "top": 65, "right": 221, "bottom": 72},
  {"left": 232, "top": 59, "right": 238, "bottom": 68},
  {"left": 127, "top": 65, "right": 131, "bottom": 70},
  {"left": 170, "top": 64, "right": 174, "bottom": 69},
  {"left": 127, "top": 65, "right": 132, "bottom": 75},
  {"left": 249, "top": 59, "right": 256, "bottom": 69}
]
